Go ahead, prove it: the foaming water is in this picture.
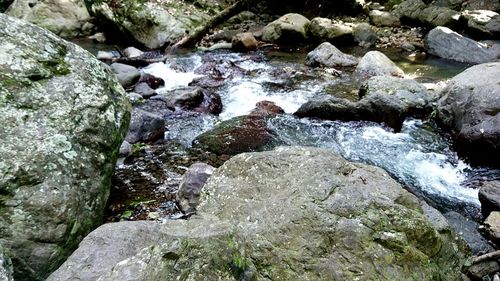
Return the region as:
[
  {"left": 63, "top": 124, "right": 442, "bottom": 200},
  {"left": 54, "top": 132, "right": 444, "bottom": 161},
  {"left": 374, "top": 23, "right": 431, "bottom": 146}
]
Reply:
[
  {"left": 269, "top": 117, "right": 480, "bottom": 205},
  {"left": 142, "top": 62, "right": 203, "bottom": 93}
]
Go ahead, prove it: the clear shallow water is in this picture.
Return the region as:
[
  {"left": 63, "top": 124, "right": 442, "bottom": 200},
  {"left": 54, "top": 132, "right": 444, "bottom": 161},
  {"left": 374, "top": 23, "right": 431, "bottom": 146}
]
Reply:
[{"left": 139, "top": 49, "right": 499, "bottom": 214}]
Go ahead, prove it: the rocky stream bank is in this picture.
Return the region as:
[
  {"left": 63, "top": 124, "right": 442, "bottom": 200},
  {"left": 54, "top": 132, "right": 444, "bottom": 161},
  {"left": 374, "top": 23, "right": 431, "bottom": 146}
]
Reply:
[{"left": 1, "top": 0, "right": 500, "bottom": 280}]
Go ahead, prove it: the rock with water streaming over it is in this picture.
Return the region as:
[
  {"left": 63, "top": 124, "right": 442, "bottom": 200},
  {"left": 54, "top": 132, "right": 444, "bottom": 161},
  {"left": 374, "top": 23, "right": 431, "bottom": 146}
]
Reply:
[
  {"left": 436, "top": 62, "right": 500, "bottom": 167},
  {"left": 425, "top": 26, "right": 500, "bottom": 64},
  {"left": 305, "top": 42, "right": 359, "bottom": 67},
  {"left": 50, "top": 147, "right": 469, "bottom": 280},
  {"left": 125, "top": 108, "right": 165, "bottom": 144},
  {"left": 295, "top": 76, "right": 431, "bottom": 130},
  {"left": 0, "top": 13, "right": 130, "bottom": 280},
  {"left": 354, "top": 50, "right": 404, "bottom": 77}
]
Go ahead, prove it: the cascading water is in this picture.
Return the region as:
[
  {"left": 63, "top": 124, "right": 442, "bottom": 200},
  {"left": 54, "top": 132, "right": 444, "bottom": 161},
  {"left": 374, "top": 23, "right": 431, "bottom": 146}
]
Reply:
[{"left": 144, "top": 50, "right": 499, "bottom": 216}]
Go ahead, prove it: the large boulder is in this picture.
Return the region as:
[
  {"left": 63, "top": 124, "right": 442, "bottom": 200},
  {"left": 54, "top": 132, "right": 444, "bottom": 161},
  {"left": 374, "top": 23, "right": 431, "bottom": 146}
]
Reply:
[
  {"left": 50, "top": 147, "right": 468, "bottom": 280},
  {"left": 175, "top": 163, "right": 215, "bottom": 214},
  {"left": 91, "top": 0, "right": 225, "bottom": 49},
  {"left": 308, "top": 17, "right": 354, "bottom": 42},
  {"left": 425, "top": 26, "right": 500, "bottom": 64},
  {"left": 295, "top": 76, "right": 433, "bottom": 131},
  {"left": 354, "top": 51, "right": 405, "bottom": 77},
  {"left": 393, "top": 0, "right": 460, "bottom": 27},
  {"left": 261, "top": 13, "right": 310, "bottom": 44},
  {"left": 461, "top": 10, "right": 500, "bottom": 38},
  {"left": 6, "top": 0, "right": 93, "bottom": 38},
  {"left": 0, "top": 14, "right": 130, "bottom": 280},
  {"left": 478, "top": 180, "right": 500, "bottom": 217},
  {"left": 305, "top": 42, "right": 358, "bottom": 67},
  {"left": 436, "top": 62, "right": 500, "bottom": 166}
]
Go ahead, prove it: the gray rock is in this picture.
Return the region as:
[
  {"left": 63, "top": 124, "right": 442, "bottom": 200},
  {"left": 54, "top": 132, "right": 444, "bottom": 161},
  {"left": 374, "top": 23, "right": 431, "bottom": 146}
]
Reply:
[
  {"left": 393, "top": 0, "right": 460, "bottom": 27},
  {"left": 466, "top": 260, "right": 500, "bottom": 280},
  {"left": 95, "top": 147, "right": 466, "bottom": 280},
  {"left": 0, "top": 13, "right": 130, "bottom": 281},
  {"left": 353, "top": 23, "right": 378, "bottom": 47},
  {"left": 0, "top": 244, "right": 13, "bottom": 281},
  {"left": 6, "top": 0, "right": 93, "bottom": 37},
  {"left": 444, "top": 211, "right": 493, "bottom": 255},
  {"left": 355, "top": 50, "right": 405, "bottom": 77},
  {"left": 133, "top": 82, "right": 157, "bottom": 98},
  {"left": 118, "top": 141, "right": 132, "bottom": 157},
  {"left": 127, "top": 92, "right": 144, "bottom": 104},
  {"left": 123, "top": 47, "right": 143, "bottom": 58},
  {"left": 462, "top": 10, "right": 500, "bottom": 38},
  {"left": 295, "top": 75, "right": 433, "bottom": 131},
  {"left": 479, "top": 181, "right": 500, "bottom": 217},
  {"left": 308, "top": 17, "right": 354, "bottom": 42},
  {"left": 88, "top": 32, "right": 106, "bottom": 43},
  {"left": 231, "top": 32, "right": 258, "bottom": 52},
  {"left": 436, "top": 62, "right": 500, "bottom": 166},
  {"left": 484, "top": 211, "right": 500, "bottom": 244},
  {"left": 262, "top": 13, "right": 310, "bottom": 44},
  {"left": 110, "top": 63, "right": 140, "bottom": 88},
  {"left": 166, "top": 86, "right": 222, "bottom": 114},
  {"left": 425, "top": 26, "right": 500, "bottom": 64},
  {"left": 91, "top": 1, "right": 225, "bottom": 49},
  {"left": 176, "top": 163, "right": 215, "bottom": 213},
  {"left": 463, "top": 0, "right": 499, "bottom": 12},
  {"left": 369, "top": 10, "right": 401, "bottom": 27},
  {"left": 305, "top": 42, "right": 359, "bottom": 67},
  {"left": 96, "top": 50, "right": 120, "bottom": 60},
  {"left": 125, "top": 108, "right": 165, "bottom": 144}
]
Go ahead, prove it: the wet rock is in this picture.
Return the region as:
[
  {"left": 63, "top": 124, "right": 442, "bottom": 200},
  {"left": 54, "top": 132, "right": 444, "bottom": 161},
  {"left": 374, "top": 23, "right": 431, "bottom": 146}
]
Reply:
[
  {"left": 308, "top": 17, "right": 354, "bottom": 42},
  {"left": 133, "top": 82, "right": 157, "bottom": 99},
  {"left": 0, "top": 244, "right": 13, "bottom": 281},
  {"left": 479, "top": 181, "right": 500, "bottom": 217},
  {"left": 436, "top": 62, "right": 500, "bottom": 167},
  {"left": 176, "top": 163, "right": 215, "bottom": 213},
  {"left": 484, "top": 211, "right": 500, "bottom": 244},
  {"left": 110, "top": 63, "right": 141, "bottom": 88},
  {"left": 136, "top": 96, "right": 174, "bottom": 117},
  {"left": 167, "top": 87, "right": 222, "bottom": 115},
  {"left": 137, "top": 73, "right": 164, "bottom": 90},
  {"left": 305, "top": 42, "right": 359, "bottom": 67},
  {"left": 369, "top": 10, "right": 401, "bottom": 27},
  {"left": 6, "top": 0, "right": 93, "bottom": 37},
  {"left": 0, "top": 14, "right": 130, "bottom": 281},
  {"left": 231, "top": 32, "right": 258, "bottom": 52},
  {"left": 262, "top": 13, "right": 310, "bottom": 44},
  {"left": 462, "top": 10, "right": 500, "bottom": 38},
  {"left": 425, "top": 26, "right": 500, "bottom": 64},
  {"left": 123, "top": 46, "right": 143, "bottom": 58},
  {"left": 250, "top": 100, "right": 285, "bottom": 117},
  {"left": 295, "top": 76, "right": 433, "bottom": 131},
  {"left": 444, "top": 211, "right": 493, "bottom": 255},
  {"left": 125, "top": 109, "right": 165, "bottom": 144},
  {"left": 192, "top": 111, "right": 278, "bottom": 156},
  {"left": 354, "top": 50, "right": 405, "bottom": 77},
  {"left": 353, "top": 23, "right": 378, "bottom": 47},
  {"left": 393, "top": 0, "right": 460, "bottom": 27}
]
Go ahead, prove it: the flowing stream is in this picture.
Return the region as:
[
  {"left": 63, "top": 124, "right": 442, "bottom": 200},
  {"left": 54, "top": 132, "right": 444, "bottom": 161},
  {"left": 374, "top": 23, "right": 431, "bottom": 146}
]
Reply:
[{"left": 141, "top": 49, "right": 500, "bottom": 217}]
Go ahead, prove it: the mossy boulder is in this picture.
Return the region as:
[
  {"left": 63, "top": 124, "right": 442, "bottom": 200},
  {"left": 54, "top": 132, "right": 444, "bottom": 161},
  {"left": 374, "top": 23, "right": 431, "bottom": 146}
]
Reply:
[
  {"left": 262, "top": 13, "right": 310, "bottom": 44},
  {"left": 51, "top": 147, "right": 468, "bottom": 280},
  {"left": 6, "top": 0, "right": 93, "bottom": 38},
  {"left": 0, "top": 14, "right": 130, "bottom": 280},
  {"left": 91, "top": 0, "right": 226, "bottom": 49}
]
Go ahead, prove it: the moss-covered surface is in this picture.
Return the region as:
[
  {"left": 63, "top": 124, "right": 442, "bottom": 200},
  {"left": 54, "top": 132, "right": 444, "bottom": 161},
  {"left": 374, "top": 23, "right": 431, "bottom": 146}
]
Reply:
[{"left": 0, "top": 14, "right": 130, "bottom": 281}]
